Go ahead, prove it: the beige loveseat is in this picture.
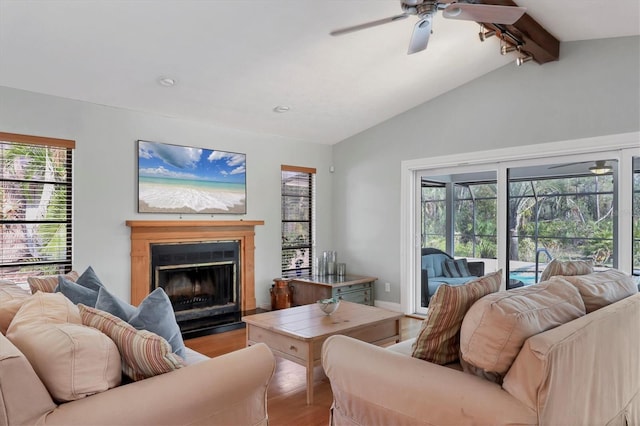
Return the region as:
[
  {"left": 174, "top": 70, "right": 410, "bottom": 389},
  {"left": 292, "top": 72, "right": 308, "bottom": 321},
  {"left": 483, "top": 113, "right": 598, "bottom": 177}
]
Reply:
[
  {"left": 0, "top": 281, "right": 275, "bottom": 426},
  {"left": 322, "top": 270, "right": 640, "bottom": 425}
]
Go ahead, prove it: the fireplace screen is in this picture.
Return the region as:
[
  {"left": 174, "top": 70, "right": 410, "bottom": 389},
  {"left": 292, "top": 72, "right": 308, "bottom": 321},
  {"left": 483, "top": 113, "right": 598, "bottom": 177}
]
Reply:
[
  {"left": 150, "top": 241, "right": 241, "bottom": 328},
  {"left": 155, "top": 261, "right": 236, "bottom": 312}
]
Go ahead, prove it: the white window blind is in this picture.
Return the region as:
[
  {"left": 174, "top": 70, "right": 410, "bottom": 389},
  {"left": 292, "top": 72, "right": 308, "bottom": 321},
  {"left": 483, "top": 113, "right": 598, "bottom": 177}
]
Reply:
[
  {"left": 0, "top": 132, "right": 75, "bottom": 283},
  {"left": 281, "top": 165, "right": 316, "bottom": 278}
]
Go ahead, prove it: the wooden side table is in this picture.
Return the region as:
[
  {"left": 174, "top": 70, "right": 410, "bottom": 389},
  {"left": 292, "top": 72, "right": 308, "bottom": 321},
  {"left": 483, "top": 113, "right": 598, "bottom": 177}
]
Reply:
[{"left": 287, "top": 274, "right": 377, "bottom": 306}]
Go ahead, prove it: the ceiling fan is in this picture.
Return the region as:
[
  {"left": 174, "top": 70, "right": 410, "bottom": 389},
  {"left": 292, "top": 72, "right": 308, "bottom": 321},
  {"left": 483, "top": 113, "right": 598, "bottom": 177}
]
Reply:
[
  {"left": 330, "top": 0, "right": 527, "bottom": 54},
  {"left": 548, "top": 160, "right": 614, "bottom": 175}
]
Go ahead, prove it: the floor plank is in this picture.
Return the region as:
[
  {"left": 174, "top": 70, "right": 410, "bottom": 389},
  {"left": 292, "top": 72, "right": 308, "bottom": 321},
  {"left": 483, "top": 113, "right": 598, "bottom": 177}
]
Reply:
[{"left": 184, "top": 315, "right": 422, "bottom": 425}]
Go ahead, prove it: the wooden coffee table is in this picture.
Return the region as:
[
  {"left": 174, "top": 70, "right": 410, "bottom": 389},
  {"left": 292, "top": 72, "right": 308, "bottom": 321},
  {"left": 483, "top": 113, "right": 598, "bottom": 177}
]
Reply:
[{"left": 242, "top": 301, "right": 402, "bottom": 404}]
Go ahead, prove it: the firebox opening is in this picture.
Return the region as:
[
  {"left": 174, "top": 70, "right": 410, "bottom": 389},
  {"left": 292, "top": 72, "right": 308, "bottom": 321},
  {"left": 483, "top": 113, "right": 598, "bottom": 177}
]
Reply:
[{"left": 150, "top": 241, "right": 242, "bottom": 337}]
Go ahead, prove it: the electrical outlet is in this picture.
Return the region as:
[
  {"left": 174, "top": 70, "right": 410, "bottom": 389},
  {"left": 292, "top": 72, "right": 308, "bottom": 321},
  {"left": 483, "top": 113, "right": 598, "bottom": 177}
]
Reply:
[{"left": 384, "top": 282, "right": 391, "bottom": 292}]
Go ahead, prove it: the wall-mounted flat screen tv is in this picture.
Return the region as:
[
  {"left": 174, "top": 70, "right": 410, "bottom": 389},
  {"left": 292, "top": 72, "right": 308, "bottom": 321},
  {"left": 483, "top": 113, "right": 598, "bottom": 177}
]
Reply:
[{"left": 137, "top": 140, "right": 246, "bottom": 214}]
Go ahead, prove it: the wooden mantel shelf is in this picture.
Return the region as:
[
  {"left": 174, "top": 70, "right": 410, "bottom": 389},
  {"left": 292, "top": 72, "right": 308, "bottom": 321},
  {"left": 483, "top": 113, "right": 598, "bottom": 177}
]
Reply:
[
  {"left": 126, "top": 220, "right": 264, "bottom": 229},
  {"left": 126, "top": 219, "right": 264, "bottom": 308}
]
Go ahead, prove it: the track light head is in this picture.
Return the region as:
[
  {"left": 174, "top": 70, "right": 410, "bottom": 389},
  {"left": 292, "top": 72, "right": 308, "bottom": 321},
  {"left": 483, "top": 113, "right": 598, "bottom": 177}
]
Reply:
[
  {"left": 478, "top": 24, "right": 496, "bottom": 42},
  {"left": 516, "top": 54, "right": 533, "bottom": 66},
  {"left": 500, "top": 43, "right": 518, "bottom": 55}
]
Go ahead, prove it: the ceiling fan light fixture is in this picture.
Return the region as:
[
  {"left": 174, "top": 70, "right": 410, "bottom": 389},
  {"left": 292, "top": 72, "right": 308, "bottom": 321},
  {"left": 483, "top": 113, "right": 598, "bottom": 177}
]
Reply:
[
  {"left": 589, "top": 161, "right": 613, "bottom": 175},
  {"left": 444, "top": 6, "right": 463, "bottom": 18}
]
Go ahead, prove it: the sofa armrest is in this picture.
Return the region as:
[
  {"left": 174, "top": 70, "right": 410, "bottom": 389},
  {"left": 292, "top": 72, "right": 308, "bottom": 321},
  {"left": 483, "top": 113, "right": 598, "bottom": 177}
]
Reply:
[
  {"left": 322, "top": 335, "right": 536, "bottom": 426},
  {"left": 40, "top": 343, "right": 275, "bottom": 426},
  {"left": 468, "top": 261, "right": 485, "bottom": 277}
]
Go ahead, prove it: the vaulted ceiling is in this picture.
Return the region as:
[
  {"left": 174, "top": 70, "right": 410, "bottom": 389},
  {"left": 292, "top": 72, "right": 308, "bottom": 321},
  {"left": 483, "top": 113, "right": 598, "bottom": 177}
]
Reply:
[{"left": 0, "top": 0, "right": 638, "bottom": 144}]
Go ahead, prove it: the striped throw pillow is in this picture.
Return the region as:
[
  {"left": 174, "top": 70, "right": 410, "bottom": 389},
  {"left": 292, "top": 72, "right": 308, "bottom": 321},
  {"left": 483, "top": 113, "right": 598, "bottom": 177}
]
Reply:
[
  {"left": 28, "top": 271, "right": 79, "bottom": 294},
  {"left": 540, "top": 259, "right": 593, "bottom": 282},
  {"left": 443, "top": 259, "right": 471, "bottom": 278},
  {"left": 78, "top": 304, "right": 184, "bottom": 381},
  {"left": 412, "top": 270, "right": 502, "bottom": 364}
]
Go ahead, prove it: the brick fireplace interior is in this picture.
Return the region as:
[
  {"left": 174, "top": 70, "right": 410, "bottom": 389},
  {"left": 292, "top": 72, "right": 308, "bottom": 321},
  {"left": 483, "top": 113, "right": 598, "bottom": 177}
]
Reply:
[{"left": 126, "top": 220, "right": 263, "bottom": 338}]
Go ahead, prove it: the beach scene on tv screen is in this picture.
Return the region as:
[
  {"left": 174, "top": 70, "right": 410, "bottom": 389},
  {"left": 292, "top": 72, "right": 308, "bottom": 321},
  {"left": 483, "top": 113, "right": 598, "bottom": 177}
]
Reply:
[{"left": 138, "top": 140, "right": 246, "bottom": 214}]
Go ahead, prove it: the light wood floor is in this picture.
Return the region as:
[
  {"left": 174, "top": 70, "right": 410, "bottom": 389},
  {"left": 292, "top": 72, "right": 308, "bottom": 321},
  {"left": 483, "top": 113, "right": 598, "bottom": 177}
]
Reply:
[{"left": 185, "top": 315, "right": 423, "bottom": 426}]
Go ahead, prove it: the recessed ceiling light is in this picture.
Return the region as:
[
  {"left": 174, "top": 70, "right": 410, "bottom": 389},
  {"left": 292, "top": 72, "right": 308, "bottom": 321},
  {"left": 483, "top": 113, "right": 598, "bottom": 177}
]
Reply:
[
  {"left": 158, "top": 77, "right": 176, "bottom": 87},
  {"left": 273, "top": 105, "right": 290, "bottom": 113}
]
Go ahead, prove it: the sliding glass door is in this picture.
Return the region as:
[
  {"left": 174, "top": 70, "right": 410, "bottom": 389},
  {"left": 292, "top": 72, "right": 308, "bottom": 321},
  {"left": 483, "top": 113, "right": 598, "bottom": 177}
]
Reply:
[
  {"left": 506, "top": 160, "right": 617, "bottom": 287},
  {"left": 410, "top": 146, "right": 639, "bottom": 315}
]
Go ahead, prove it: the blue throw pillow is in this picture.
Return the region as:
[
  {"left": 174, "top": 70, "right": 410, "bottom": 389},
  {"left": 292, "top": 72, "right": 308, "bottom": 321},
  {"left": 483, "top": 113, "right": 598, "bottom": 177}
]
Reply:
[
  {"left": 95, "top": 286, "right": 137, "bottom": 320},
  {"left": 95, "top": 286, "right": 185, "bottom": 358},
  {"left": 443, "top": 259, "right": 471, "bottom": 278},
  {"left": 56, "top": 275, "right": 99, "bottom": 306},
  {"left": 75, "top": 266, "right": 105, "bottom": 292},
  {"left": 128, "top": 288, "right": 186, "bottom": 358}
]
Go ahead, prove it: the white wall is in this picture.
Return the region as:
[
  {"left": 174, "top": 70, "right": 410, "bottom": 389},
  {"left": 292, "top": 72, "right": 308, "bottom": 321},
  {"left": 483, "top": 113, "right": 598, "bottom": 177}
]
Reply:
[
  {"left": 0, "top": 86, "right": 334, "bottom": 308},
  {"left": 332, "top": 36, "right": 640, "bottom": 304}
]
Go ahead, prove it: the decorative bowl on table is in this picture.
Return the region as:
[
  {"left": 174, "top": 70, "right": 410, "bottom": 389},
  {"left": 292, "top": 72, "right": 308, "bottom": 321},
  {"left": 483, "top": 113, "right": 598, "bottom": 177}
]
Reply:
[{"left": 316, "top": 298, "right": 340, "bottom": 315}]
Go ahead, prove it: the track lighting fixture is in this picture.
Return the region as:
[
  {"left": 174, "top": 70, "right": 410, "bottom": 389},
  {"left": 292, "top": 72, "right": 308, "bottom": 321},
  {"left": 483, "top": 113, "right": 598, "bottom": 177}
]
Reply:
[
  {"left": 515, "top": 54, "right": 533, "bottom": 66},
  {"left": 478, "top": 24, "right": 496, "bottom": 42},
  {"left": 500, "top": 43, "right": 518, "bottom": 55}
]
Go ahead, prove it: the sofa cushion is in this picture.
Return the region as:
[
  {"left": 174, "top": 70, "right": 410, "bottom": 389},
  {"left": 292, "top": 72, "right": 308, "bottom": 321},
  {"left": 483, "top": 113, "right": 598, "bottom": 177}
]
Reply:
[
  {"left": 5, "top": 291, "right": 121, "bottom": 402},
  {"left": 6, "top": 321, "right": 121, "bottom": 402},
  {"left": 0, "top": 280, "right": 30, "bottom": 334},
  {"left": 79, "top": 304, "right": 184, "bottom": 381},
  {"left": 539, "top": 259, "right": 593, "bottom": 282},
  {"left": 460, "top": 277, "right": 586, "bottom": 383},
  {"left": 54, "top": 266, "right": 106, "bottom": 306},
  {"left": 27, "top": 270, "right": 79, "bottom": 294},
  {"left": 6, "top": 291, "right": 81, "bottom": 330},
  {"left": 422, "top": 253, "right": 450, "bottom": 278},
  {"left": 56, "top": 275, "right": 100, "bottom": 306},
  {"left": 95, "top": 287, "right": 186, "bottom": 358},
  {"left": 562, "top": 269, "right": 638, "bottom": 313},
  {"left": 443, "top": 259, "right": 471, "bottom": 278},
  {"left": 412, "top": 270, "right": 502, "bottom": 364}
]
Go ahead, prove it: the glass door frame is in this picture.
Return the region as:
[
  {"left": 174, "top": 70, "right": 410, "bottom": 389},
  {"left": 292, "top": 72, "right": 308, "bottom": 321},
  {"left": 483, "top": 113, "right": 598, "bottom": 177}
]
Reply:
[{"left": 401, "top": 133, "right": 640, "bottom": 316}]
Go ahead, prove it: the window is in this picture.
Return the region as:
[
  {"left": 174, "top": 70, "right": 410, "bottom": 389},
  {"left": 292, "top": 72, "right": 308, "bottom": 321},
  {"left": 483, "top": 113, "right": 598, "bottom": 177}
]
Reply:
[
  {"left": 421, "top": 180, "right": 497, "bottom": 258},
  {"left": 420, "top": 181, "right": 446, "bottom": 251},
  {"left": 454, "top": 182, "right": 497, "bottom": 259},
  {"left": 0, "top": 132, "right": 74, "bottom": 283},
  {"left": 633, "top": 156, "right": 640, "bottom": 276},
  {"left": 507, "top": 164, "right": 615, "bottom": 286},
  {"left": 281, "top": 165, "right": 315, "bottom": 278}
]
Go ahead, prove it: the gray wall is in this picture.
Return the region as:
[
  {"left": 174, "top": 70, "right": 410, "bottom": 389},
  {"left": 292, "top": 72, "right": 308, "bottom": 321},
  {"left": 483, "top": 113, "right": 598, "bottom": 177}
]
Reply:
[
  {"left": 0, "top": 86, "right": 334, "bottom": 308},
  {"left": 2, "top": 36, "right": 638, "bottom": 307},
  {"left": 332, "top": 36, "right": 640, "bottom": 304}
]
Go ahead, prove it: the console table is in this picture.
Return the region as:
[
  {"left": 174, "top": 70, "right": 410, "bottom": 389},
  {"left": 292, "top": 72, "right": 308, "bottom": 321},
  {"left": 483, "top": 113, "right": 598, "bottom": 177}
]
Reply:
[{"left": 287, "top": 274, "right": 376, "bottom": 306}]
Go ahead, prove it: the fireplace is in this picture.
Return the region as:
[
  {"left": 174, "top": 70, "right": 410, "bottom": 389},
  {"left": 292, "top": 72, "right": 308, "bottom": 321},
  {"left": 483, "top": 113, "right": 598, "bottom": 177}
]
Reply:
[
  {"left": 151, "top": 241, "right": 241, "bottom": 333},
  {"left": 126, "top": 220, "right": 264, "bottom": 337}
]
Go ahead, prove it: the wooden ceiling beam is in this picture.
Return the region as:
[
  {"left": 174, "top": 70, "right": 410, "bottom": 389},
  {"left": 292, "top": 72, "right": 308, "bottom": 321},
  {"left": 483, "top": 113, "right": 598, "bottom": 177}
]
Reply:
[{"left": 476, "top": 0, "right": 560, "bottom": 64}]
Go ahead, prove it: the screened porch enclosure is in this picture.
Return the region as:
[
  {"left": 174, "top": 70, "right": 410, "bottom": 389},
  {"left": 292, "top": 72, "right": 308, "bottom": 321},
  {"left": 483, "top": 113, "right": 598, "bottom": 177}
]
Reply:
[{"left": 419, "top": 158, "right": 620, "bottom": 308}]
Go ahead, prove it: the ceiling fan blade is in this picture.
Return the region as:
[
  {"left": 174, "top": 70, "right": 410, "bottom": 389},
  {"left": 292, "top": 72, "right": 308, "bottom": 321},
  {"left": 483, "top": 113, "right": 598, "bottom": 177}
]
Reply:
[
  {"left": 407, "top": 15, "right": 432, "bottom": 54},
  {"left": 547, "top": 161, "right": 591, "bottom": 170},
  {"left": 443, "top": 3, "right": 526, "bottom": 25},
  {"left": 330, "top": 13, "right": 409, "bottom": 36}
]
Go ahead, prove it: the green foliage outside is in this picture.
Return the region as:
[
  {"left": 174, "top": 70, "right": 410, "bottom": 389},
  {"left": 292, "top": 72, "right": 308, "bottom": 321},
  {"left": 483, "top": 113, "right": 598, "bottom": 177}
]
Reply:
[
  {"left": 421, "top": 172, "right": 640, "bottom": 270},
  {"left": 1, "top": 143, "right": 71, "bottom": 280}
]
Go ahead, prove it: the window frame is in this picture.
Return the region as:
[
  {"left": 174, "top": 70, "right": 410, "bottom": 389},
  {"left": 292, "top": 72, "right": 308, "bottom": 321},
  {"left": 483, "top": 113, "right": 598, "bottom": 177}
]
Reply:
[
  {"left": 0, "top": 132, "right": 75, "bottom": 284},
  {"left": 280, "top": 165, "right": 316, "bottom": 278}
]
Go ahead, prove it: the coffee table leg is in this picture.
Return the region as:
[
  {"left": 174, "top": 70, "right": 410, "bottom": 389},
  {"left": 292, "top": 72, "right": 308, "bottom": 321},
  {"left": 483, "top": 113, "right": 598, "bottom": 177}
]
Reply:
[{"left": 306, "top": 342, "right": 314, "bottom": 404}]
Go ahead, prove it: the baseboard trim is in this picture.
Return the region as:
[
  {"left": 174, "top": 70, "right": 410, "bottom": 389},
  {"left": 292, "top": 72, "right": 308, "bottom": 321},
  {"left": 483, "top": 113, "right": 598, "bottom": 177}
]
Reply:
[{"left": 374, "top": 300, "right": 403, "bottom": 312}]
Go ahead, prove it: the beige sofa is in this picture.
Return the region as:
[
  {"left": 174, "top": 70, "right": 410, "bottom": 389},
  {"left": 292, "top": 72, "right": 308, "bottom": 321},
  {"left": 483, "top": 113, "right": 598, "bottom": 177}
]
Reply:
[
  {"left": 0, "top": 281, "right": 276, "bottom": 426},
  {"left": 322, "top": 271, "right": 640, "bottom": 425}
]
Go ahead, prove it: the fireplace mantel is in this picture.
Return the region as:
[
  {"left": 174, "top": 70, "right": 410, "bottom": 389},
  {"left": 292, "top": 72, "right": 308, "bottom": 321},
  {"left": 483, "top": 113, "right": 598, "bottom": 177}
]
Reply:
[{"left": 126, "top": 220, "right": 264, "bottom": 309}]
